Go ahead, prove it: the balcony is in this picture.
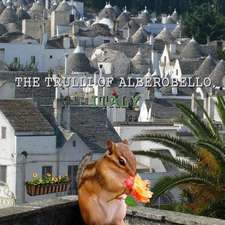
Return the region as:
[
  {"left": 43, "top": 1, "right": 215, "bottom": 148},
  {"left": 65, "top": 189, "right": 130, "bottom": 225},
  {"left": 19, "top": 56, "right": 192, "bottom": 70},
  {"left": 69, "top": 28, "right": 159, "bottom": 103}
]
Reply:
[{"left": 0, "top": 196, "right": 224, "bottom": 225}]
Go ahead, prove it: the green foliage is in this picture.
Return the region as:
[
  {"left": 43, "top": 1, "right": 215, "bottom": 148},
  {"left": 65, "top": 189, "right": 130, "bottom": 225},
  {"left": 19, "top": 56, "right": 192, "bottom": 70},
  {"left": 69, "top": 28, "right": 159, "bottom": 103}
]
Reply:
[
  {"left": 183, "top": 2, "right": 225, "bottom": 43},
  {"left": 26, "top": 174, "right": 70, "bottom": 185},
  {"left": 9, "top": 61, "right": 38, "bottom": 72},
  {"left": 133, "top": 96, "right": 225, "bottom": 219},
  {"left": 125, "top": 196, "right": 137, "bottom": 207}
]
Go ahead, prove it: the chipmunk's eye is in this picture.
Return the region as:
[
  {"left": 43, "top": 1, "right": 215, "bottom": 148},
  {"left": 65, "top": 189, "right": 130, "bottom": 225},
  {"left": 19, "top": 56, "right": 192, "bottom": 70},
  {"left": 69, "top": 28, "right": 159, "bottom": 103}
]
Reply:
[{"left": 119, "top": 157, "right": 126, "bottom": 166}]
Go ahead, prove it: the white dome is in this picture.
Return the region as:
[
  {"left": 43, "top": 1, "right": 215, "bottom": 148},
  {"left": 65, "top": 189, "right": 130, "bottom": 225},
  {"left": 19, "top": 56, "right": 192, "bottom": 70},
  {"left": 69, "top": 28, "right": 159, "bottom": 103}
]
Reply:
[{"left": 98, "top": 18, "right": 114, "bottom": 30}]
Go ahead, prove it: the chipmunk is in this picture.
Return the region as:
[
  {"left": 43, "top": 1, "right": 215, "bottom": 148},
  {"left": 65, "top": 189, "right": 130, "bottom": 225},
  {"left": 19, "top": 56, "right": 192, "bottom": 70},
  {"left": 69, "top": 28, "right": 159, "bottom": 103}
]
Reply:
[{"left": 77, "top": 140, "right": 136, "bottom": 225}]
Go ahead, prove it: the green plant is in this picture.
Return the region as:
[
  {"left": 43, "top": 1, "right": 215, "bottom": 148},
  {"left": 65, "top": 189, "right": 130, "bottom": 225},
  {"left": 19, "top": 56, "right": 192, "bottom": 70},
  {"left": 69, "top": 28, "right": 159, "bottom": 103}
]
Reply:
[
  {"left": 133, "top": 96, "right": 225, "bottom": 219},
  {"left": 26, "top": 172, "right": 70, "bottom": 185}
]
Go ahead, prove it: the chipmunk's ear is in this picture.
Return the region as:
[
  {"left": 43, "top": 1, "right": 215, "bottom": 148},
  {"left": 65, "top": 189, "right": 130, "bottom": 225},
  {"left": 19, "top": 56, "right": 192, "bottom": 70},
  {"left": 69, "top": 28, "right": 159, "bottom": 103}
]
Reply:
[
  {"left": 106, "top": 140, "right": 114, "bottom": 154},
  {"left": 123, "top": 139, "right": 129, "bottom": 145}
]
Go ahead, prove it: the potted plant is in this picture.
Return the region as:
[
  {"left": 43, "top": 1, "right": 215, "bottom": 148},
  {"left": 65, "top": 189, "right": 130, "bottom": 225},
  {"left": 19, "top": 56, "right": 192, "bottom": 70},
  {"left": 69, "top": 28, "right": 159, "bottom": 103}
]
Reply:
[{"left": 25, "top": 173, "right": 71, "bottom": 196}]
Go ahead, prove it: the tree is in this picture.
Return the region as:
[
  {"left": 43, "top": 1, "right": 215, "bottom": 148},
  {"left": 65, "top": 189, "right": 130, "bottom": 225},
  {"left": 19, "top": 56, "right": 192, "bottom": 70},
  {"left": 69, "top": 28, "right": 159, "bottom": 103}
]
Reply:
[
  {"left": 183, "top": 3, "right": 225, "bottom": 43},
  {"left": 133, "top": 96, "right": 225, "bottom": 219}
]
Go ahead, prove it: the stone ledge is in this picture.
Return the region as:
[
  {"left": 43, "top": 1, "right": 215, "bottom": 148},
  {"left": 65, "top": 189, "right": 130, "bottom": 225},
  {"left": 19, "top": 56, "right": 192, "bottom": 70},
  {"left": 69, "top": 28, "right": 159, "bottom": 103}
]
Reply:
[
  {"left": 127, "top": 206, "right": 225, "bottom": 225},
  {"left": 0, "top": 196, "right": 224, "bottom": 225}
]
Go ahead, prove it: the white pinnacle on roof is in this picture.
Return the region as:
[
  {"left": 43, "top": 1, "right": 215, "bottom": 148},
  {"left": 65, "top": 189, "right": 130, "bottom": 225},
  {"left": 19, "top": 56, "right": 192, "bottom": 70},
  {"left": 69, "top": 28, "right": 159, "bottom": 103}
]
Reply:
[
  {"left": 124, "top": 6, "right": 127, "bottom": 13},
  {"left": 145, "top": 68, "right": 151, "bottom": 77},
  {"left": 74, "top": 43, "right": 85, "bottom": 54},
  {"left": 152, "top": 69, "right": 159, "bottom": 77},
  {"left": 105, "top": 2, "right": 112, "bottom": 9},
  {"left": 144, "top": 6, "right": 148, "bottom": 13},
  {"left": 148, "top": 35, "right": 154, "bottom": 45}
]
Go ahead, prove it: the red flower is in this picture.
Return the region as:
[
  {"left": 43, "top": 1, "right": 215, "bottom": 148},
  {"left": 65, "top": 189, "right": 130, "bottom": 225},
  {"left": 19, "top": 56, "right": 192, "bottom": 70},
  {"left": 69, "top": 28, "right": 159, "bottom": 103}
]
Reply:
[{"left": 112, "top": 89, "right": 118, "bottom": 97}]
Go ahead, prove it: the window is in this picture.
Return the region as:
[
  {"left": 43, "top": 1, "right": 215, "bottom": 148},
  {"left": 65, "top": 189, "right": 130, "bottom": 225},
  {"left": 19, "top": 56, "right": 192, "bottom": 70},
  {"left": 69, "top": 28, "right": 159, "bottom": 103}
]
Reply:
[
  {"left": 31, "top": 56, "right": 35, "bottom": 64},
  {"left": 1, "top": 127, "right": 6, "bottom": 139},
  {"left": 42, "top": 166, "right": 52, "bottom": 177},
  {"left": 14, "top": 57, "right": 18, "bottom": 63},
  {"left": 104, "top": 40, "right": 110, "bottom": 43},
  {"left": 49, "top": 55, "right": 53, "bottom": 59},
  {"left": 0, "top": 166, "right": 7, "bottom": 183},
  {"left": 68, "top": 165, "right": 78, "bottom": 194},
  {"left": 69, "top": 14, "right": 75, "bottom": 23},
  {"left": 72, "top": 140, "right": 76, "bottom": 147}
]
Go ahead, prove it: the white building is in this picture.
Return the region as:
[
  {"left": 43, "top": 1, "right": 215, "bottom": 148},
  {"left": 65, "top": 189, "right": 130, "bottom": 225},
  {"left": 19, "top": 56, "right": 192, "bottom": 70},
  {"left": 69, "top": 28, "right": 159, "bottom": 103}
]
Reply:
[
  {"left": 0, "top": 99, "right": 56, "bottom": 203},
  {"left": 0, "top": 33, "right": 74, "bottom": 72}
]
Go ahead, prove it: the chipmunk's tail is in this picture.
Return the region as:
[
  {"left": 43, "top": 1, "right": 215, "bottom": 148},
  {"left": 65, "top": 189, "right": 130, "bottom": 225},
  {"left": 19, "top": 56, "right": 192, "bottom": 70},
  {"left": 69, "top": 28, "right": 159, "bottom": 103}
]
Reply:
[{"left": 76, "top": 152, "right": 93, "bottom": 189}]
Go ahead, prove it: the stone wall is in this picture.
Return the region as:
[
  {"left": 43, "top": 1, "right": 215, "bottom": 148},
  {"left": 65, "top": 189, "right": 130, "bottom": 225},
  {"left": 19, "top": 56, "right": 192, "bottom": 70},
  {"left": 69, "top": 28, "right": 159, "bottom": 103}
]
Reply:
[{"left": 0, "top": 196, "right": 224, "bottom": 225}]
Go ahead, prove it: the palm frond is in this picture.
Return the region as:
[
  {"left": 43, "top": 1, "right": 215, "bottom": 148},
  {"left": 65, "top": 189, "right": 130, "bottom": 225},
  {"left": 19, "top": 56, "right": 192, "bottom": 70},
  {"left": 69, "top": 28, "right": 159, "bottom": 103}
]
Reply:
[
  {"left": 216, "top": 96, "right": 225, "bottom": 126},
  {"left": 151, "top": 175, "right": 216, "bottom": 202},
  {"left": 201, "top": 200, "right": 225, "bottom": 219},
  {"left": 197, "top": 140, "right": 225, "bottom": 171},
  {"left": 176, "top": 103, "right": 216, "bottom": 140},
  {"left": 195, "top": 99, "right": 221, "bottom": 141},
  {"left": 133, "top": 134, "right": 198, "bottom": 158},
  {"left": 134, "top": 150, "right": 196, "bottom": 172}
]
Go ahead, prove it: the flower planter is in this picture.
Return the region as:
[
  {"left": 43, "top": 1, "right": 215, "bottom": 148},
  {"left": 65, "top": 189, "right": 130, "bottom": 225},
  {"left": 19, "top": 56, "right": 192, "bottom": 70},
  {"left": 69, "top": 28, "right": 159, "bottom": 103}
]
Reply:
[{"left": 25, "top": 182, "right": 71, "bottom": 196}]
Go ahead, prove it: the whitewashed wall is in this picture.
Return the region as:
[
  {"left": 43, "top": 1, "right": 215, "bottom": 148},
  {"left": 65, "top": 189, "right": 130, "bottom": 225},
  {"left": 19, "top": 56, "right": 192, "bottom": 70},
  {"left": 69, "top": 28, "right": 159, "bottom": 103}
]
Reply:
[
  {"left": 0, "top": 43, "right": 73, "bottom": 72},
  {"left": 114, "top": 125, "right": 179, "bottom": 172},
  {"left": 16, "top": 135, "right": 57, "bottom": 203},
  {"left": 0, "top": 112, "right": 17, "bottom": 197},
  {"left": 58, "top": 133, "right": 91, "bottom": 176}
]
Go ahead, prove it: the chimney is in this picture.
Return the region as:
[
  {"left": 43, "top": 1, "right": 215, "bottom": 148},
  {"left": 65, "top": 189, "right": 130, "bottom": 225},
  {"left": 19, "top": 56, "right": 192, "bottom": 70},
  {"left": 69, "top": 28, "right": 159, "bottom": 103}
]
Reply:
[
  {"left": 45, "top": 0, "right": 49, "bottom": 9},
  {"left": 64, "top": 53, "right": 69, "bottom": 75},
  {"left": 63, "top": 96, "right": 71, "bottom": 131},
  {"left": 53, "top": 86, "right": 62, "bottom": 126},
  {"left": 149, "top": 35, "right": 154, "bottom": 46},
  {"left": 42, "top": 32, "right": 48, "bottom": 47},
  {"left": 127, "top": 24, "right": 131, "bottom": 42},
  {"left": 63, "top": 36, "right": 70, "bottom": 49},
  {"left": 172, "top": 87, "right": 178, "bottom": 95}
]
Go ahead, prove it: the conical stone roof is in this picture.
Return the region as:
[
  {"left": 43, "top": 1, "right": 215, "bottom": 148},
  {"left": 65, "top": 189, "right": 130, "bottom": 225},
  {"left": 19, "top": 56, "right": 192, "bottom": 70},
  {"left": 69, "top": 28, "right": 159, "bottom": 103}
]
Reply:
[
  {"left": 117, "top": 7, "right": 130, "bottom": 28},
  {"left": 209, "top": 60, "right": 225, "bottom": 87},
  {"left": 67, "top": 45, "right": 93, "bottom": 74},
  {"left": 55, "top": 0, "right": 71, "bottom": 12},
  {"left": 0, "top": 5, "right": 18, "bottom": 24},
  {"left": 17, "top": 7, "right": 30, "bottom": 20},
  {"left": 172, "top": 23, "right": 181, "bottom": 38},
  {"left": 131, "top": 48, "right": 149, "bottom": 74},
  {"left": 30, "top": 0, "right": 44, "bottom": 12},
  {"left": 181, "top": 38, "right": 203, "bottom": 59},
  {"left": 0, "top": 0, "right": 5, "bottom": 14},
  {"left": 98, "top": 2, "right": 117, "bottom": 21},
  {"left": 139, "top": 6, "right": 150, "bottom": 25},
  {"left": 131, "top": 48, "right": 147, "bottom": 65},
  {"left": 131, "top": 25, "right": 147, "bottom": 44},
  {"left": 113, "top": 5, "right": 121, "bottom": 17},
  {"left": 128, "top": 19, "right": 139, "bottom": 35},
  {"left": 195, "top": 55, "right": 216, "bottom": 78},
  {"left": 155, "top": 27, "right": 175, "bottom": 43}
]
